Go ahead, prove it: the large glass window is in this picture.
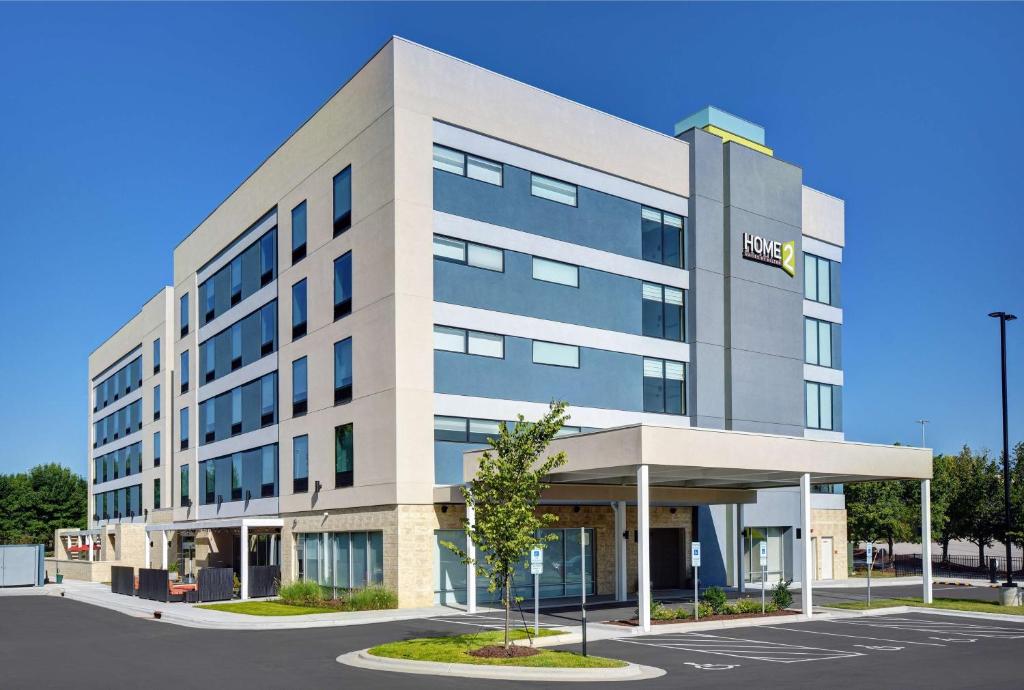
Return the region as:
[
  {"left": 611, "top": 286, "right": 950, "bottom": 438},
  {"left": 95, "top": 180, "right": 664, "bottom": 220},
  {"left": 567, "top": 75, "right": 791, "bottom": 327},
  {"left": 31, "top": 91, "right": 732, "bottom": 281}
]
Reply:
[
  {"left": 745, "top": 527, "right": 786, "bottom": 583},
  {"left": 259, "top": 230, "right": 276, "bottom": 287},
  {"left": 296, "top": 530, "right": 383, "bottom": 596},
  {"left": 230, "top": 256, "right": 242, "bottom": 305},
  {"left": 261, "top": 374, "right": 276, "bottom": 427},
  {"left": 333, "top": 166, "right": 352, "bottom": 236},
  {"left": 432, "top": 144, "right": 503, "bottom": 186},
  {"left": 92, "top": 355, "right": 144, "bottom": 413},
  {"left": 531, "top": 174, "right": 577, "bottom": 206},
  {"left": 641, "top": 207, "right": 684, "bottom": 268},
  {"left": 335, "top": 423, "right": 354, "bottom": 488},
  {"left": 642, "top": 283, "right": 684, "bottom": 341},
  {"left": 804, "top": 317, "right": 835, "bottom": 367},
  {"left": 197, "top": 443, "right": 278, "bottom": 504},
  {"left": 292, "top": 279, "right": 307, "bottom": 339},
  {"left": 154, "top": 478, "right": 160, "bottom": 510},
  {"left": 804, "top": 254, "right": 837, "bottom": 305},
  {"left": 203, "top": 338, "right": 216, "bottom": 383},
  {"left": 432, "top": 235, "right": 503, "bottom": 272},
  {"left": 293, "top": 435, "right": 309, "bottom": 493},
  {"left": 153, "top": 338, "right": 161, "bottom": 374},
  {"left": 532, "top": 257, "right": 579, "bottom": 287},
  {"left": 292, "top": 357, "right": 308, "bottom": 416},
  {"left": 806, "top": 381, "right": 836, "bottom": 430},
  {"left": 333, "top": 252, "right": 352, "bottom": 320},
  {"left": 179, "top": 407, "right": 189, "bottom": 450},
  {"left": 334, "top": 338, "right": 352, "bottom": 405},
  {"left": 180, "top": 464, "right": 189, "bottom": 507},
  {"left": 643, "top": 358, "right": 686, "bottom": 415},
  {"left": 198, "top": 227, "right": 277, "bottom": 325},
  {"left": 180, "top": 349, "right": 190, "bottom": 393},
  {"left": 153, "top": 431, "right": 161, "bottom": 467},
  {"left": 291, "top": 200, "right": 307, "bottom": 264},
  {"left": 180, "top": 293, "right": 189, "bottom": 337},
  {"left": 532, "top": 341, "right": 579, "bottom": 368},
  {"left": 432, "top": 325, "right": 503, "bottom": 358},
  {"left": 153, "top": 385, "right": 161, "bottom": 420}
]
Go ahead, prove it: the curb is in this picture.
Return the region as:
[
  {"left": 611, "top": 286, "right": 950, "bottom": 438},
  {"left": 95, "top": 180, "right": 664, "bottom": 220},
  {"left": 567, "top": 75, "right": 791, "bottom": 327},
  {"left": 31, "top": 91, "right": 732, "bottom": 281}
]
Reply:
[
  {"left": 337, "top": 649, "right": 666, "bottom": 682},
  {"left": 819, "top": 604, "right": 1024, "bottom": 623}
]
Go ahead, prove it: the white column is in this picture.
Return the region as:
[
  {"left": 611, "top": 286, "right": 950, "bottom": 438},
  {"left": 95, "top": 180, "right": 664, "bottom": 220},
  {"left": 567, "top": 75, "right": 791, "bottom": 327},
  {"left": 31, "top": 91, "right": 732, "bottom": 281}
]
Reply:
[
  {"left": 637, "top": 465, "right": 651, "bottom": 633},
  {"left": 88, "top": 535, "right": 94, "bottom": 563},
  {"left": 800, "top": 473, "right": 813, "bottom": 617},
  {"left": 270, "top": 534, "right": 277, "bottom": 567},
  {"left": 240, "top": 523, "right": 249, "bottom": 600},
  {"left": 614, "top": 500, "right": 627, "bottom": 602},
  {"left": 144, "top": 533, "right": 150, "bottom": 568},
  {"left": 921, "top": 479, "right": 933, "bottom": 604},
  {"left": 160, "top": 530, "right": 168, "bottom": 570},
  {"left": 466, "top": 501, "right": 477, "bottom": 614},
  {"left": 736, "top": 503, "right": 746, "bottom": 593}
]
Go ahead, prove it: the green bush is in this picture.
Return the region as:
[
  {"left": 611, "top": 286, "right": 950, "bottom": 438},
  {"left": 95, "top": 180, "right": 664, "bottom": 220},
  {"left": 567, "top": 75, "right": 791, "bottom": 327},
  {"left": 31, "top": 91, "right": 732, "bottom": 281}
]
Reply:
[
  {"left": 703, "top": 586, "right": 728, "bottom": 613},
  {"left": 650, "top": 600, "right": 674, "bottom": 621},
  {"left": 344, "top": 586, "right": 398, "bottom": 611},
  {"left": 733, "top": 598, "right": 762, "bottom": 614},
  {"left": 771, "top": 579, "right": 794, "bottom": 610},
  {"left": 696, "top": 600, "right": 714, "bottom": 618},
  {"left": 279, "top": 579, "right": 325, "bottom": 605}
]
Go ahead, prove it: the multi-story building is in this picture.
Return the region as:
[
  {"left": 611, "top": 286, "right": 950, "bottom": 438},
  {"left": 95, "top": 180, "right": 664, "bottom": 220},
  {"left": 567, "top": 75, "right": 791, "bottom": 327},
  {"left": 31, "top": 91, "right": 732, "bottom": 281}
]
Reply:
[{"left": 67, "top": 38, "right": 930, "bottom": 612}]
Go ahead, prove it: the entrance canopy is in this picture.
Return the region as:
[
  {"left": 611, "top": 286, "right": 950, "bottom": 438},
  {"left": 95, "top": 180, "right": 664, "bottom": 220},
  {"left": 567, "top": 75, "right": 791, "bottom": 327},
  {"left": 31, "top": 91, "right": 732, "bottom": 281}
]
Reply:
[
  {"left": 462, "top": 424, "right": 932, "bottom": 489},
  {"left": 144, "top": 517, "right": 283, "bottom": 533}
]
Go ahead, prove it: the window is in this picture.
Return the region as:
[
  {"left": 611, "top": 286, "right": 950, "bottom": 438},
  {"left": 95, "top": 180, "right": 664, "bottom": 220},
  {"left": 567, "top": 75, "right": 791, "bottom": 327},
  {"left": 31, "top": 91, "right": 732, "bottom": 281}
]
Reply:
[
  {"left": 643, "top": 358, "right": 686, "bottom": 415},
  {"left": 203, "top": 338, "right": 216, "bottom": 383},
  {"left": 231, "top": 322, "right": 242, "bottom": 370},
  {"left": 432, "top": 144, "right": 503, "bottom": 186},
  {"left": 180, "top": 407, "right": 189, "bottom": 450},
  {"left": 532, "top": 257, "right": 578, "bottom": 287},
  {"left": 432, "top": 326, "right": 504, "bottom": 358},
  {"left": 153, "top": 338, "right": 161, "bottom": 374},
  {"left": 292, "top": 357, "right": 308, "bottom": 416},
  {"left": 333, "top": 166, "right": 352, "bottom": 236},
  {"left": 231, "top": 388, "right": 241, "bottom": 435},
  {"left": 180, "top": 293, "right": 189, "bottom": 337},
  {"left": 292, "top": 279, "right": 307, "bottom": 339},
  {"left": 291, "top": 201, "right": 307, "bottom": 264},
  {"left": 296, "top": 530, "right": 383, "bottom": 595},
  {"left": 203, "top": 279, "right": 216, "bottom": 323},
  {"left": 334, "top": 338, "right": 352, "bottom": 405},
  {"left": 806, "top": 381, "right": 837, "bottom": 431},
  {"left": 180, "top": 350, "right": 189, "bottom": 393},
  {"left": 293, "top": 435, "right": 309, "bottom": 493},
  {"left": 532, "top": 341, "right": 579, "bottom": 368},
  {"left": 180, "top": 464, "right": 190, "bottom": 507},
  {"left": 261, "top": 445, "right": 276, "bottom": 497},
  {"left": 92, "top": 356, "right": 144, "bottom": 413},
  {"left": 641, "top": 207, "right": 685, "bottom": 268},
  {"left": 153, "top": 431, "right": 161, "bottom": 467},
  {"left": 804, "top": 254, "right": 837, "bottom": 305},
  {"left": 202, "top": 397, "right": 215, "bottom": 443},
  {"left": 261, "top": 374, "right": 276, "bottom": 427},
  {"left": 258, "top": 231, "right": 276, "bottom": 287},
  {"left": 231, "top": 454, "right": 243, "bottom": 501},
  {"left": 642, "top": 283, "right": 684, "bottom": 341},
  {"left": 204, "top": 460, "right": 215, "bottom": 504},
  {"left": 805, "top": 317, "right": 835, "bottom": 367},
  {"left": 434, "top": 416, "right": 469, "bottom": 442},
  {"left": 260, "top": 301, "right": 276, "bottom": 356},
  {"left": 432, "top": 235, "right": 504, "bottom": 272},
  {"left": 230, "top": 256, "right": 242, "bottom": 305},
  {"left": 153, "top": 478, "right": 161, "bottom": 510},
  {"left": 334, "top": 252, "right": 352, "bottom": 320},
  {"left": 531, "top": 174, "right": 577, "bottom": 206},
  {"left": 335, "top": 423, "right": 354, "bottom": 488},
  {"left": 153, "top": 385, "right": 161, "bottom": 421}
]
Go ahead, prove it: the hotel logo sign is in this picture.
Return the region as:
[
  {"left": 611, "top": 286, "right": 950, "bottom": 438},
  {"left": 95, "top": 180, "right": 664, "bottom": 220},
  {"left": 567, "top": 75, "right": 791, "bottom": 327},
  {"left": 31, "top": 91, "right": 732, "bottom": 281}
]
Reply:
[{"left": 742, "top": 233, "right": 796, "bottom": 277}]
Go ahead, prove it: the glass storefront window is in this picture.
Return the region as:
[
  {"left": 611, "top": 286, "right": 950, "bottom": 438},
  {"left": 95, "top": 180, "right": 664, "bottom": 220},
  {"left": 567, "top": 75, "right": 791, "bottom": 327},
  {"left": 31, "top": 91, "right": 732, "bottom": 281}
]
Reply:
[
  {"left": 744, "top": 526, "right": 787, "bottom": 583},
  {"left": 295, "top": 530, "right": 384, "bottom": 598}
]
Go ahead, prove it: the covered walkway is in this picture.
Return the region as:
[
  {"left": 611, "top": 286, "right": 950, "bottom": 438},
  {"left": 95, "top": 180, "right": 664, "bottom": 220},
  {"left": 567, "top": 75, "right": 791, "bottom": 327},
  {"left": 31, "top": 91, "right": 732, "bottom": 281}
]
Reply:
[{"left": 463, "top": 424, "right": 933, "bottom": 631}]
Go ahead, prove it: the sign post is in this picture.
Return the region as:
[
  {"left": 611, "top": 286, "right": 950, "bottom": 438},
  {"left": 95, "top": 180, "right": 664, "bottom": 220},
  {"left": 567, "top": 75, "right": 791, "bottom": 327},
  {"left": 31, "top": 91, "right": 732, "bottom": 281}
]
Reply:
[
  {"left": 759, "top": 541, "right": 768, "bottom": 613},
  {"left": 866, "top": 542, "right": 874, "bottom": 607},
  {"left": 692, "top": 541, "right": 702, "bottom": 620},
  {"left": 580, "top": 528, "right": 588, "bottom": 657},
  {"left": 530, "top": 547, "right": 544, "bottom": 636}
]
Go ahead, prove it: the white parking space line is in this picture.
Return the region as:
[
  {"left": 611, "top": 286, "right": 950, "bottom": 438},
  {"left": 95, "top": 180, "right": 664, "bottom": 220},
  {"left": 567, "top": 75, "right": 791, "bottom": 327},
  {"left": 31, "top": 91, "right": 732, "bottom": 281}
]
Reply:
[
  {"left": 616, "top": 632, "right": 863, "bottom": 664},
  {"left": 774, "top": 625, "right": 947, "bottom": 647},
  {"left": 832, "top": 617, "right": 1024, "bottom": 640},
  {"left": 428, "top": 614, "right": 560, "bottom": 630}
]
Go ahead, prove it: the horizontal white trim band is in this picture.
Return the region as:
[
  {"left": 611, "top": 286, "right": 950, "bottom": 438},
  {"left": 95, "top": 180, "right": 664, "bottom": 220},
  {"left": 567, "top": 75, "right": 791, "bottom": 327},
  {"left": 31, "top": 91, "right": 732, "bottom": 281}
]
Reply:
[
  {"left": 803, "top": 429, "right": 845, "bottom": 442},
  {"left": 803, "top": 364, "right": 844, "bottom": 386},
  {"left": 433, "top": 302, "right": 691, "bottom": 362},
  {"left": 802, "top": 236, "right": 843, "bottom": 263},
  {"left": 91, "top": 344, "right": 143, "bottom": 383},
  {"left": 92, "top": 429, "right": 142, "bottom": 458},
  {"left": 197, "top": 425, "right": 278, "bottom": 461},
  {"left": 197, "top": 212, "right": 278, "bottom": 285},
  {"left": 198, "top": 353, "right": 279, "bottom": 403},
  {"left": 434, "top": 121, "right": 688, "bottom": 215},
  {"left": 198, "top": 281, "right": 277, "bottom": 344},
  {"left": 434, "top": 393, "right": 691, "bottom": 432},
  {"left": 434, "top": 212, "right": 689, "bottom": 290},
  {"left": 803, "top": 300, "right": 843, "bottom": 325},
  {"left": 197, "top": 496, "right": 279, "bottom": 520},
  {"left": 91, "top": 386, "right": 143, "bottom": 423},
  {"left": 90, "top": 468, "right": 156, "bottom": 494}
]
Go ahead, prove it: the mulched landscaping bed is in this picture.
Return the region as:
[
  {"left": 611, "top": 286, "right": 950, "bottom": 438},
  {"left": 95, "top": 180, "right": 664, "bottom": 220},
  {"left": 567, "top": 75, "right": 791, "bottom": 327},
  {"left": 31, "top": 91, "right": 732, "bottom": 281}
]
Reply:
[
  {"left": 612, "top": 609, "right": 799, "bottom": 626},
  {"left": 468, "top": 645, "right": 540, "bottom": 658}
]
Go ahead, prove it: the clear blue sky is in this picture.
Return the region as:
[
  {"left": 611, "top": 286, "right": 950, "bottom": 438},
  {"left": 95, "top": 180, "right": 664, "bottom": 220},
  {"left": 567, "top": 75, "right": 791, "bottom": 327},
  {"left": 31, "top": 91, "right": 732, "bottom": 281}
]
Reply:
[{"left": 1, "top": 2, "right": 1021, "bottom": 476}]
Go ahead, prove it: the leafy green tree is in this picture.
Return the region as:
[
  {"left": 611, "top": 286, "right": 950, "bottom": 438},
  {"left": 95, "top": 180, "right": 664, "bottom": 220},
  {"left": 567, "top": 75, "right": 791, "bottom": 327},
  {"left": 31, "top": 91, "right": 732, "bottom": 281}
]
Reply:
[
  {"left": 1010, "top": 442, "right": 1024, "bottom": 548},
  {"left": 0, "top": 464, "right": 86, "bottom": 549},
  {"left": 444, "top": 401, "right": 569, "bottom": 650},
  {"left": 955, "top": 448, "right": 1003, "bottom": 564},
  {"left": 846, "top": 480, "right": 915, "bottom": 563}
]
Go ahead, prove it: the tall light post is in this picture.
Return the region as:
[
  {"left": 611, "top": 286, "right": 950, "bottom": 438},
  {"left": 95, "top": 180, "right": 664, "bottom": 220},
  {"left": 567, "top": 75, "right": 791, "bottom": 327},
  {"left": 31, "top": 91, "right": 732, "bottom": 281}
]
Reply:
[
  {"left": 916, "top": 419, "right": 929, "bottom": 448},
  {"left": 989, "top": 311, "right": 1017, "bottom": 589}
]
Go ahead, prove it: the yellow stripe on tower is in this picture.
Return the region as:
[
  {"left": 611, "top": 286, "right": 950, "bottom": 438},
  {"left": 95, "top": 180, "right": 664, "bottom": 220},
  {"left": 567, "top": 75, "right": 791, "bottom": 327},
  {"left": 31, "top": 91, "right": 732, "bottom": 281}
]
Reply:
[{"left": 703, "top": 125, "right": 774, "bottom": 156}]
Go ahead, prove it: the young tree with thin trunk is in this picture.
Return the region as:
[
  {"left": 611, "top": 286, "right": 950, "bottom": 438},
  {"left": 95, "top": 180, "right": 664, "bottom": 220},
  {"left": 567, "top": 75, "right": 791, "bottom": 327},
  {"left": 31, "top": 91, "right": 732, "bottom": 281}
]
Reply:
[{"left": 443, "top": 401, "right": 569, "bottom": 651}]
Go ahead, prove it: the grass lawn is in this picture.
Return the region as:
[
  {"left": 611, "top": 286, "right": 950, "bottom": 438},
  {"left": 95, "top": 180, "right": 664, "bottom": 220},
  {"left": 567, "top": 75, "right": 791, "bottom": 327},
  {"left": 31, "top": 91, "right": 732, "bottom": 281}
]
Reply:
[
  {"left": 196, "top": 600, "right": 338, "bottom": 616},
  {"left": 824, "top": 596, "right": 1024, "bottom": 616},
  {"left": 849, "top": 569, "right": 898, "bottom": 578},
  {"left": 369, "top": 629, "right": 626, "bottom": 668}
]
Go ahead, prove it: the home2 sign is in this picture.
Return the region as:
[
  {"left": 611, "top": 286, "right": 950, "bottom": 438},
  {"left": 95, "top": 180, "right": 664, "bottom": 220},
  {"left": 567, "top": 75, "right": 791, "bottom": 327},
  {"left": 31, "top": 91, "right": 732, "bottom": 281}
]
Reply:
[{"left": 742, "top": 233, "right": 796, "bottom": 277}]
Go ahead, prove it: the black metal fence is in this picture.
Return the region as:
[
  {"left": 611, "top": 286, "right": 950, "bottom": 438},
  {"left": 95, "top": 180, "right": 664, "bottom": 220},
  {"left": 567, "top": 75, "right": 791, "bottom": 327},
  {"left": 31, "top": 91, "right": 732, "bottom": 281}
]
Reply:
[
  {"left": 137, "top": 568, "right": 170, "bottom": 601},
  {"left": 198, "top": 567, "right": 234, "bottom": 602},
  {"left": 248, "top": 566, "right": 280, "bottom": 598},
  {"left": 110, "top": 566, "right": 134, "bottom": 596},
  {"left": 894, "top": 553, "right": 1024, "bottom": 579}
]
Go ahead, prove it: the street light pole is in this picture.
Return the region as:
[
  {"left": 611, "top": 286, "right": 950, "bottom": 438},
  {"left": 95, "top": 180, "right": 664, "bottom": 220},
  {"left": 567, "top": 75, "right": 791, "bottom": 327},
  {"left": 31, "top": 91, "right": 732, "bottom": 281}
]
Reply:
[
  {"left": 989, "top": 311, "right": 1017, "bottom": 588},
  {"left": 916, "top": 419, "right": 929, "bottom": 448}
]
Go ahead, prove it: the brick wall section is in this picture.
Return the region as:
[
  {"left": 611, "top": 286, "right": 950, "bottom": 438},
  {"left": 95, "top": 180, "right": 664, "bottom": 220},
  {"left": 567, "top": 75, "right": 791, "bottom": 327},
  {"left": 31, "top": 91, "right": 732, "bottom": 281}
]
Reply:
[{"left": 811, "top": 508, "right": 848, "bottom": 579}]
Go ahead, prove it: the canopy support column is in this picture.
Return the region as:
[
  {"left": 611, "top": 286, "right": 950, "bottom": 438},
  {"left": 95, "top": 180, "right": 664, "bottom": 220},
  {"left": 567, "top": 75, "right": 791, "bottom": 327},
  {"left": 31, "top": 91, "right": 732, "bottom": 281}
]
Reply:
[
  {"left": 160, "top": 531, "right": 168, "bottom": 570},
  {"left": 240, "top": 523, "right": 249, "bottom": 600},
  {"left": 614, "top": 500, "right": 627, "bottom": 602},
  {"left": 921, "top": 479, "right": 933, "bottom": 604},
  {"left": 800, "top": 473, "right": 812, "bottom": 618},
  {"left": 637, "top": 465, "right": 651, "bottom": 633},
  {"left": 466, "top": 501, "right": 476, "bottom": 614},
  {"left": 737, "top": 503, "right": 745, "bottom": 593}
]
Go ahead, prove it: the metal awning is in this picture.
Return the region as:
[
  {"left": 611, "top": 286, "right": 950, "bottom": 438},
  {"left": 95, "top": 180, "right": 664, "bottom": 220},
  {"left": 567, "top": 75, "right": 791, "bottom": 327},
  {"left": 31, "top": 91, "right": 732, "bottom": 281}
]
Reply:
[
  {"left": 144, "top": 517, "right": 283, "bottom": 533},
  {"left": 463, "top": 424, "right": 932, "bottom": 489}
]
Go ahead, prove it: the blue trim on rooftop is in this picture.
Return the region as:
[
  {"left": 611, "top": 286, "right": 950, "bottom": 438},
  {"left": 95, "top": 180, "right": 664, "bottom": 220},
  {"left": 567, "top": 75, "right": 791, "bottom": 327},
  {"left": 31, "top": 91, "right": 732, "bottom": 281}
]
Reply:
[{"left": 674, "top": 106, "right": 766, "bottom": 145}]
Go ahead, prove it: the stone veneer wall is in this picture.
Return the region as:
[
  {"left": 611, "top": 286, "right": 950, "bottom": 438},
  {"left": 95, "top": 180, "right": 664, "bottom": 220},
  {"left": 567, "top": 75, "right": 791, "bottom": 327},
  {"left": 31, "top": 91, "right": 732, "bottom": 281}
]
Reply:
[{"left": 811, "top": 508, "right": 849, "bottom": 579}]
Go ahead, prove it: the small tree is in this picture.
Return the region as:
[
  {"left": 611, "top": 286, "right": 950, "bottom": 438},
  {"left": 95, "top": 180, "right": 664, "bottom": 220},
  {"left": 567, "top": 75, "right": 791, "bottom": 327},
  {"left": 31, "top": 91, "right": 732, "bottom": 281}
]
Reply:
[{"left": 444, "top": 401, "right": 569, "bottom": 650}]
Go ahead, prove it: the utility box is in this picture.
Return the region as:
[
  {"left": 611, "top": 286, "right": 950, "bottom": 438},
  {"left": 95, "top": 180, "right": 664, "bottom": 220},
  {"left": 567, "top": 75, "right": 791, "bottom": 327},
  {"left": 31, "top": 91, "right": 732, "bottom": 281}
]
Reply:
[{"left": 0, "top": 544, "right": 45, "bottom": 587}]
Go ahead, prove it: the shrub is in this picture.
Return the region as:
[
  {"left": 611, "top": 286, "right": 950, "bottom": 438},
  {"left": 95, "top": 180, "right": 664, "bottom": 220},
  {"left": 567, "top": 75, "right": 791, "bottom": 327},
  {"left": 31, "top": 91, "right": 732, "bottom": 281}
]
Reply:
[
  {"left": 696, "top": 600, "right": 714, "bottom": 618},
  {"left": 703, "top": 586, "right": 728, "bottom": 614},
  {"left": 279, "top": 579, "right": 325, "bottom": 606},
  {"left": 650, "top": 600, "right": 674, "bottom": 621},
  {"left": 344, "top": 586, "right": 398, "bottom": 611},
  {"left": 733, "top": 598, "right": 763, "bottom": 614},
  {"left": 771, "top": 579, "right": 794, "bottom": 610}
]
